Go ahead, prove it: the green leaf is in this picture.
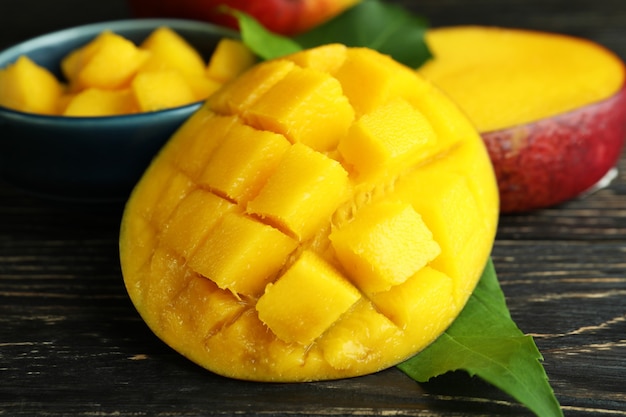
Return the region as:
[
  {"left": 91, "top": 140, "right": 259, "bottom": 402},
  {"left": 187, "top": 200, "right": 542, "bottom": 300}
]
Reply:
[
  {"left": 232, "top": 0, "right": 431, "bottom": 68},
  {"left": 296, "top": 0, "right": 431, "bottom": 68},
  {"left": 230, "top": 9, "right": 302, "bottom": 60},
  {"left": 398, "top": 259, "right": 563, "bottom": 417}
]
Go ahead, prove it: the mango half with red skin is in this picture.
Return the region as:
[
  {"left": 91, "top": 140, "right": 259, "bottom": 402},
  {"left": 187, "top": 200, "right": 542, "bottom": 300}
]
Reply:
[{"left": 419, "top": 26, "right": 626, "bottom": 213}]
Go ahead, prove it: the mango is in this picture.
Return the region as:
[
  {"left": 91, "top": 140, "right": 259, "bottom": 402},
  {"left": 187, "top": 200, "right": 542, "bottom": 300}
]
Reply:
[
  {"left": 0, "top": 56, "right": 63, "bottom": 115},
  {"left": 119, "top": 44, "right": 499, "bottom": 382},
  {"left": 205, "top": 38, "right": 258, "bottom": 83},
  {"left": 62, "top": 88, "right": 138, "bottom": 116},
  {"left": 64, "top": 31, "right": 150, "bottom": 91},
  {"left": 0, "top": 28, "right": 257, "bottom": 117},
  {"left": 131, "top": 70, "right": 197, "bottom": 112},
  {"left": 139, "top": 27, "right": 206, "bottom": 78}
]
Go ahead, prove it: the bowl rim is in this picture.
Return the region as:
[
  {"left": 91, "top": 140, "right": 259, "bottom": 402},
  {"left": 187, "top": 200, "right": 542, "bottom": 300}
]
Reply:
[{"left": 0, "top": 18, "right": 239, "bottom": 122}]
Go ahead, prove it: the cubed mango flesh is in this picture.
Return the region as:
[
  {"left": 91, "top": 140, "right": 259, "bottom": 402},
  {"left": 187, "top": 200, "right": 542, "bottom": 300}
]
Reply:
[
  {"left": 119, "top": 44, "right": 499, "bottom": 382},
  {"left": 67, "top": 31, "right": 150, "bottom": 90},
  {"left": 206, "top": 38, "right": 258, "bottom": 83},
  {"left": 62, "top": 88, "right": 138, "bottom": 116},
  {"left": 139, "top": 26, "right": 206, "bottom": 78},
  {"left": 1, "top": 27, "right": 257, "bottom": 116},
  {"left": 0, "top": 56, "right": 63, "bottom": 115}
]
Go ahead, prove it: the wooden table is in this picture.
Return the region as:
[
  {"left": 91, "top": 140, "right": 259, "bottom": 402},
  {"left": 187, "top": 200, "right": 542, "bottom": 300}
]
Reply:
[{"left": 1, "top": 1, "right": 625, "bottom": 415}]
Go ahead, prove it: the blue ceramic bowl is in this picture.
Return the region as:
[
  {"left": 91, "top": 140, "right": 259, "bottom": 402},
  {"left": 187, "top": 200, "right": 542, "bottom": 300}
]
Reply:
[{"left": 0, "top": 19, "right": 238, "bottom": 201}]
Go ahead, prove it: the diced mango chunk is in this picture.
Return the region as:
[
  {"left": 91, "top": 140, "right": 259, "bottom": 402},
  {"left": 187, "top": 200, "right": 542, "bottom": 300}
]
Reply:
[
  {"left": 247, "top": 143, "right": 350, "bottom": 241},
  {"left": 208, "top": 59, "right": 296, "bottom": 115},
  {"left": 172, "top": 112, "right": 239, "bottom": 180},
  {"left": 62, "top": 31, "right": 113, "bottom": 83},
  {"left": 2, "top": 27, "right": 255, "bottom": 116},
  {"left": 334, "top": 47, "right": 428, "bottom": 116},
  {"left": 369, "top": 266, "right": 455, "bottom": 330},
  {"left": 131, "top": 70, "right": 196, "bottom": 112},
  {"left": 189, "top": 212, "right": 298, "bottom": 297},
  {"left": 140, "top": 26, "right": 206, "bottom": 77},
  {"left": 161, "top": 189, "right": 238, "bottom": 259},
  {"left": 394, "top": 169, "right": 487, "bottom": 303},
  {"left": 0, "top": 56, "right": 63, "bottom": 114},
  {"left": 198, "top": 123, "right": 291, "bottom": 203},
  {"left": 243, "top": 66, "right": 355, "bottom": 151},
  {"left": 330, "top": 201, "right": 441, "bottom": 294},
  {"left": 318, "top": 299, "right": 401, "bottom": 370},
  {"left": 71, "top": 31, "right": 150, "bottom": 90},
  {"left": 284, "top": 43, "right": 348, "bottom": 74},
  {"left": 339, "top": 97, "right": 439, "bottom": 178},
  {"left": 256, "top": 251, "right": 361, "bottom": 346},
  {"left": 62, "top": 87, "right": 137, "bottom": 116},
  {"left": 206, "top": 38, "right": 258, "bottom": 83},
  {"left": 167, "top": 275, "right": 246, "bottom": 342}
]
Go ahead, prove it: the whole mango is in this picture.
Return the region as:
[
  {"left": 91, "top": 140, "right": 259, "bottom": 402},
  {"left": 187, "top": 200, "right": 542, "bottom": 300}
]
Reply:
[{"left": 119, "top": 44, "right": 499, "bottom": 382}]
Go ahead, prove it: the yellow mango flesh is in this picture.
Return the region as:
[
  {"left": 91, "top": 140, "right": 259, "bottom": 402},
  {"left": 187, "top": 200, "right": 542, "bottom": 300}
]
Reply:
[
  {"left": 418, "top": 26, "right": 626, "bottom": 132},
  {"left": 206, "top": 38, "right": 259, "bottom": 83},
  {"left": 1, "top": 28, "right": 257, "bottom": 117},
  {"left": 62, "top": 88, "right": 137, "bottom": 116},
  {"left": 0, "top": 56, "right": 63, "bottom": 115},
  {"left": 119, "top": 45, "right": 499, "bottom": 382},
  {"left": 68, "top": 31, "right": 150, "bottom": 90},
  {"left": 131, "top": 70, "right": 196, "bottom": 112},
  {"left": 139, "top": 26, "right": 206, "bottom": 78}
]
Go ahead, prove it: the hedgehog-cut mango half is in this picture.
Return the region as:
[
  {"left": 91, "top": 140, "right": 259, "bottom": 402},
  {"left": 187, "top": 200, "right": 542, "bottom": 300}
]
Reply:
[{"left": 119, "top": 44, "right": 500, "bottom": 382}]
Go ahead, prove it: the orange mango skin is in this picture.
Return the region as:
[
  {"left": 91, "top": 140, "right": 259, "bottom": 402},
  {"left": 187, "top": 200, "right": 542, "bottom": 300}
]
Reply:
[
  {"left": 119, "top": 44, "right": 499, "bottom": 382},
  {"left": 419, "top": 26, "right": 626, "bottom": 212}
]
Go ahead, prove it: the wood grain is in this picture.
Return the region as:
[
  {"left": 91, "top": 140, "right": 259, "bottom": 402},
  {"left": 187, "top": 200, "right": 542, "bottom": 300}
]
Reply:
[{"left": 1, "top": 1, "right": 626, "bottom": 415}]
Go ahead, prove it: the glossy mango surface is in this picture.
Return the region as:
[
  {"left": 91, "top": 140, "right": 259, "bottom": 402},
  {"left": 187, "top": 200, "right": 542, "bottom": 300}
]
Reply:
[{"left": 119, "top": 44, "right": 499, "bottom": 382}]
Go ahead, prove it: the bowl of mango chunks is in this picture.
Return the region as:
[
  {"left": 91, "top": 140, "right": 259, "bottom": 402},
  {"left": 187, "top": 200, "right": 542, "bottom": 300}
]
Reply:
[{"left": 0, "top": 18, "right": 254, "bottom": 201}]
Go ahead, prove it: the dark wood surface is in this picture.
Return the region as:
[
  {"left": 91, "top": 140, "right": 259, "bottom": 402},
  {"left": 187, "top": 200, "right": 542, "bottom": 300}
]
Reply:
[{"left": 2, "top": 1, "right": 626, "bottom": 416}]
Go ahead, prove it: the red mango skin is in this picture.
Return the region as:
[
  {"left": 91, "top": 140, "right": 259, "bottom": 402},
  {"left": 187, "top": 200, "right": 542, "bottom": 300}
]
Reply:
[
  {"left": 484, "top": 84, "right": 626, "bottom": 213},
  {"left": 127, "top": 0, "right": 349, "bottom": 36}
]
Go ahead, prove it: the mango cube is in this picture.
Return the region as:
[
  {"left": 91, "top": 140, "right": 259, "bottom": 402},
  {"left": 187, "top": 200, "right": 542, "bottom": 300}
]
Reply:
[
  {"left": 189, "top": 212, "right": 298, "bottom": 297},
  {"left": 161, "top": 189, "right": 237, "bottom": 258},
  {"left": 172, "top": 112, "right": 239, "bottom": 180},
  {"left": 63, "top": 87, "right": 137, "bottom": 116},
  {"left": 206, "top": 38, "right": 258, "bottom": 83},
  {"left": 334, "top": 48, "right": 428, "bottom": 116},
  {"left": 395, "top": 169, "right": 485, "bottom": 302},
  {"left": 0, "top": 56, "right": 63, "bottom": 114},
  {"left": 247, "top": 143, "right": 349, "bottom": 241},
  {"left": 318, "top": 299, "right": 401, "bottom": 370},
  {"left": 168, "top": 275, "right": 246, "bottom": 340},
  {"left": 199, "top": 123, "right": 291, "bottom": 203},
  {"left": 209, "top": 59, "right": 295, "bottom": 115},
  {"left": 330, "top": 201, "right": 441, "bottom": 294},
  {"left": 284, "top": 43, "right": 347, "bottom": 74},
  {"left": 140, "top": 26, "right": 206, "bottom": 77},
  {"left": 70, "top": 31, "right": 149, "bottom": 90},
  {"left": 243, "top": 66, "right": 355, "bottom": 151},
  {"left": 339, "top": 97, "right": 439, "bottom": 178},
  {"left": 256, "top": 251, "right": 361, "bottom": 346},
  {"left": 131, "top": 70, "right": 197, "bottom": 112},
  {"left": 369, "top": 267, "right": 454, "bottom": 330}
]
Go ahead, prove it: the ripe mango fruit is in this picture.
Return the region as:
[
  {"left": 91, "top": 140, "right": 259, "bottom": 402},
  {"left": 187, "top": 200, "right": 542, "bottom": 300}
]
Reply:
[{"left": 119, "top": 44, "right": 500, "bottom": 382}]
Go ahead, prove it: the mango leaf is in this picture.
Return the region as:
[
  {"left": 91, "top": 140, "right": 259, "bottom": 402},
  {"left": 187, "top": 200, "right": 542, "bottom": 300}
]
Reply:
[
  {"left": 296, "top": 0, "right": 431, "bottom": 68},
  {"left": 231, "top": 9, "right": 302, "bottom": 60},
  {"left": 398, "top": 259, "right": 563, "bottom": 417},
  {"left": 234, "top": 0, "right": 431, "bottom": 68}
]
